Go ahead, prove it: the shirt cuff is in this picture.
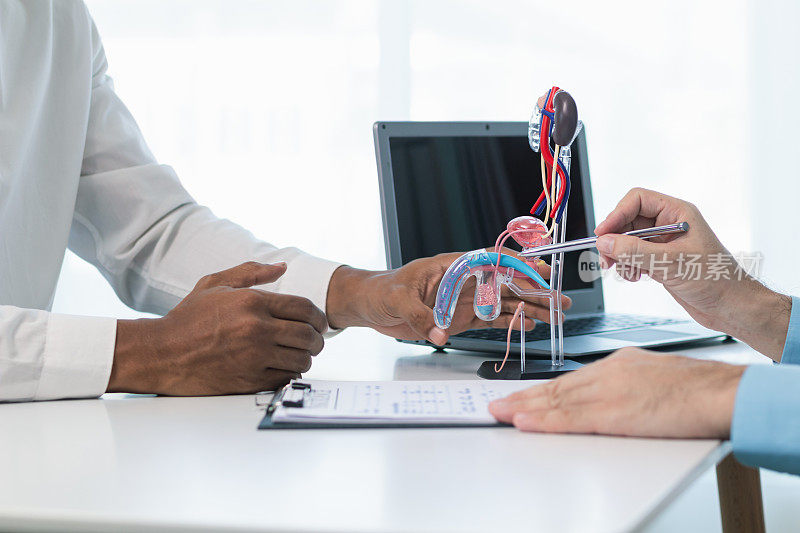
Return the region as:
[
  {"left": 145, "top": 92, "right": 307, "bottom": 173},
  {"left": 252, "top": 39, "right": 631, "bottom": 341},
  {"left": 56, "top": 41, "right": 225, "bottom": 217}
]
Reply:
[
  {"left": 731, "top": 364, "right": 800, "bottom": 474},
  {"left": 35, "top": 314, "right": 117, "bottom": 400},
  {"left": 780, "top": 296, "right": 800, "bottom": 364}
]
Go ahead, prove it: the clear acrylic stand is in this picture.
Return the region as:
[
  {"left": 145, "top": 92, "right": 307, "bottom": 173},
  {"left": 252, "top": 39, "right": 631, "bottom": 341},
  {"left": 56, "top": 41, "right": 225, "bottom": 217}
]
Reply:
[{"left": 477, "top": 144, "right": 583, "bottom": 379}]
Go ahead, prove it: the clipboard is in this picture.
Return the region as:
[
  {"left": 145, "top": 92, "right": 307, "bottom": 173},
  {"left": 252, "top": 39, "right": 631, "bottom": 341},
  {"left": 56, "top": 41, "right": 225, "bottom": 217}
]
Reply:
[{"left": 258, "top": 379, "right": 533, "bottom": 430}]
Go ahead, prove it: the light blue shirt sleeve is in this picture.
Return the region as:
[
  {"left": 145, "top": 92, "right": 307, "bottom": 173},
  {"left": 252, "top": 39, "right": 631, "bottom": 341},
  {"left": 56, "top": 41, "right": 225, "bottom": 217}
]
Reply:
[
  {"left": 731, "top": 295, "right": 800, "bottom": 474},
  {"left": 778, "top": 295, "right": 800, "bottom": 365}
]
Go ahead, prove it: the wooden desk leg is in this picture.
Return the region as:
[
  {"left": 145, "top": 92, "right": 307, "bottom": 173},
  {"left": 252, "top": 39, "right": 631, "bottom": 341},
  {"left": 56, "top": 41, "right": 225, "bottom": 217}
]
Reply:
[{"left": 716, "top": 453, "right": 765, "bottom": 533}]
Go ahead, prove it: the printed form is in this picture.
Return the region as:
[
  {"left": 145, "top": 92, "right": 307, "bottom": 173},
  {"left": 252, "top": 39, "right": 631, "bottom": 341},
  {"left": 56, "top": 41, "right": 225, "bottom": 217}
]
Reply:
[{"left": 272, "top": 380, "right": 540, "bottom": 425}]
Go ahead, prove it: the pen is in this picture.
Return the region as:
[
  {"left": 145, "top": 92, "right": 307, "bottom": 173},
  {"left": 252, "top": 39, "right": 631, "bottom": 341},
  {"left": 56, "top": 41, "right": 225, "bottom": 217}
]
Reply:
[{"left": 518, "top": 222, "right": 689, "bottom": 257}]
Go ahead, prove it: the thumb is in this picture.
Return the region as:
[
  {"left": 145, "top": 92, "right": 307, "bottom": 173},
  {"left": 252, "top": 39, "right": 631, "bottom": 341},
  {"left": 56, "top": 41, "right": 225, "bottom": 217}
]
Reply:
[
  {"left": 596, "top": 234, "right": 661, "bottom": 265},
  {"left": 198, "top": 261, "right": 287, "bottom": 289},
  {"left": 403, "top": 299, "right": 449, "bottom": 346}
]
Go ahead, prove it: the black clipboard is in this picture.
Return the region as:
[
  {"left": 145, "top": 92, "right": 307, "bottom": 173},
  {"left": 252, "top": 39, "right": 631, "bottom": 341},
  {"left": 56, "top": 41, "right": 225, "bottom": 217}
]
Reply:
[{"left": 257, "top": 381, "right": 506, "bottom": 430}]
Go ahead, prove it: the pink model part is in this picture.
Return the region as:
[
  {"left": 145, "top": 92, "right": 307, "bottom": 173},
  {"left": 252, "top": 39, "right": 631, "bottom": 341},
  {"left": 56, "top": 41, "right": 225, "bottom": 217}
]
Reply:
[
  {"left": 492, "top": 216, "right": 552, "bottom": 280},
  {"left": 493, "top": 216, "right": 551, "bottom": 258},
  {"left": 475, "top": 282, "right": 497, "bottom": 306},
  {"left": 495, "top": 301, "right": 525, "bottom": 373},
  {"left": 506, "top": 216, "right": 552, "bottom": 249}
]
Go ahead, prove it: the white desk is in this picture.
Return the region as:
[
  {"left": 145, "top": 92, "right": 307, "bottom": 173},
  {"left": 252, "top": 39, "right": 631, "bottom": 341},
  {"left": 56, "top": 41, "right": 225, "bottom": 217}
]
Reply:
[{"left": 0, "top": 328, "right": 768, "bottom": 533}]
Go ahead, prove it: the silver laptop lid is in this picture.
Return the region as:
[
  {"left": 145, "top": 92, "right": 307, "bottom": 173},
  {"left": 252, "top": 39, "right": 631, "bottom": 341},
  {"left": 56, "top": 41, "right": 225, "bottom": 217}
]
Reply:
[{"left": 373, "top": 121, "right": 602, "bottom": 316}]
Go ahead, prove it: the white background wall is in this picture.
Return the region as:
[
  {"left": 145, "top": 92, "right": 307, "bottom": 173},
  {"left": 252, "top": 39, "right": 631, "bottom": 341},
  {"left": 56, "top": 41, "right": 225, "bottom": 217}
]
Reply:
[
  {"left": 54, "top": 0, "right": 756, "bottom": 320},
  {"left": 52, "top": 2, "right": 800, "bottom": 531}
]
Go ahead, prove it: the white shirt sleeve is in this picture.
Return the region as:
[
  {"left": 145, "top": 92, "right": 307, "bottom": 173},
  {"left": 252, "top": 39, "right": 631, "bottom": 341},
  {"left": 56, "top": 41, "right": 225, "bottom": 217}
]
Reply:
[
  {"left": 0, "top": 307, "right": 116, "bottom": 402},
  {"left": 0, "top": 14, "right": 343, "bottom": 402},
  {"left": 69, "top": 19, "right": 343, "bottom": 316}
]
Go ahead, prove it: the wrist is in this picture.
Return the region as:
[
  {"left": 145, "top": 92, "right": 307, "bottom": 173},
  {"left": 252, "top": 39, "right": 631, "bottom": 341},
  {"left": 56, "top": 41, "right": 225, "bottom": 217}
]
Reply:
[
  {"left": 325, "top": 266, "right": 379, "bottom": 329},
  {"left": 700, "top": 362, "right": 746, "bottom": 439},
  {"left": 717, "top": 280, "right": 790, "bottom": 361},
  {"left": 107, "top": 318, "right": 164, "bottom": 393}
]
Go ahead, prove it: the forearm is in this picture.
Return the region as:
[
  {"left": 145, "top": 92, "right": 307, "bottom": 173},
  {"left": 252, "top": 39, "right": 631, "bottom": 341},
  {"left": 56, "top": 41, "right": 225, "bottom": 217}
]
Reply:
[{"left": 714, "top": 279, "right": 791, "bottom": 362}]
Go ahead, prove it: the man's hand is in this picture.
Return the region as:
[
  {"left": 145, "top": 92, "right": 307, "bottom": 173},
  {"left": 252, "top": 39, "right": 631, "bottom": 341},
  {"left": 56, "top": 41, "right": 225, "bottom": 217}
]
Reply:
[
  {"left": 594, "top": 187, "right": 790, "bottom": 360},
  {"left": 108, "top": 262, "right": 327, "bottom": 395},
  {"left": 489, "top": 347, "right": 745, "bottom": 439},
  {"left": 325, "top": 252, "right": 571, "bottom": 345}
]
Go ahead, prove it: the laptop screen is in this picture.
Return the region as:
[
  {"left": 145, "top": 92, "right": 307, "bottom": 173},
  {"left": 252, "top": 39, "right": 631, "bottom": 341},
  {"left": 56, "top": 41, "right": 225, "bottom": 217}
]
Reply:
[{"left": 387, "top": 134, "right": 592, "bottom": 291}]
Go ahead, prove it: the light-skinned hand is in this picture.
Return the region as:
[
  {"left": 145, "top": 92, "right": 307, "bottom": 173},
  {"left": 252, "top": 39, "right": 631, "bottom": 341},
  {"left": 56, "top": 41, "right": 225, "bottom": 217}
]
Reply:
[
  {"left": 594, "top": 187, "right": 790, "bottom": 360},
  {"left": 489, "top": 347, "right": 745, "bottom": 438}
]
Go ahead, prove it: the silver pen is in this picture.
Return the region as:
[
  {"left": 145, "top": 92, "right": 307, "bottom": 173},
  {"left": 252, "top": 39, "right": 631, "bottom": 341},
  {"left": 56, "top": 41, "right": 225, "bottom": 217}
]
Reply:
[{"left": 518, "top": 222, "right": 689, "bottom": 257}]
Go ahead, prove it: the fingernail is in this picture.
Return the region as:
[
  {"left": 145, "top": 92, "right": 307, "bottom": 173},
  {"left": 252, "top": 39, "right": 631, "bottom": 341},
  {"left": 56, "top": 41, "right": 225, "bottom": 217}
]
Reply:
[
  {"left": 429, "top": 327, "right": 448, "bottom": 346},
  {"left": 596, "top": 235, "right": 615, "bottom": 255},
  {"left": 271, "top": 261, "right": 287, "bottom": 267}
]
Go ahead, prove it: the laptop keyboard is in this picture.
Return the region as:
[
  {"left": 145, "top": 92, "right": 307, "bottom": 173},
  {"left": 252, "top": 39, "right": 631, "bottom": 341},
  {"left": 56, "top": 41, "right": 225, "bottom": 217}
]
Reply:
[{"left": 453, "top": 314, "right": 684, "bottom": 343}]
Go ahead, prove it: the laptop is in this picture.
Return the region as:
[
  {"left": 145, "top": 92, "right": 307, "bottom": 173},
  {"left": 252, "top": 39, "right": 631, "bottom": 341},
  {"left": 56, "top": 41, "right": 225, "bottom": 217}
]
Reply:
[{"left": 373, "top": 121, "right": 726, "bottom": 357}]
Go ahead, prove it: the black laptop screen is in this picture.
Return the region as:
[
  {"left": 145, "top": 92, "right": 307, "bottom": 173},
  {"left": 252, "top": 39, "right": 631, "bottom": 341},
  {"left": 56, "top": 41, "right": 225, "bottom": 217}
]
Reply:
[{"left": 388, "top": 135, "right": 592, "bottom": 291}]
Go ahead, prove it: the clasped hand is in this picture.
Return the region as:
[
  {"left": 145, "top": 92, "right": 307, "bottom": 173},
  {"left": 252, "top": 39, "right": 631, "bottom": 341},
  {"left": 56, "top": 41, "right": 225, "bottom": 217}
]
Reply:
[{"left": 110, "top": 262, "right": 327, "bottom": 395}]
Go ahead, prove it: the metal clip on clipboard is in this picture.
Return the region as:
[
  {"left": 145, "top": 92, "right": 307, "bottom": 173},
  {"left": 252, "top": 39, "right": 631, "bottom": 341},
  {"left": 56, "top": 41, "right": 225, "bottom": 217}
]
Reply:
[{"left": 265, "top": 382, "right": 311, "bottom": 414}]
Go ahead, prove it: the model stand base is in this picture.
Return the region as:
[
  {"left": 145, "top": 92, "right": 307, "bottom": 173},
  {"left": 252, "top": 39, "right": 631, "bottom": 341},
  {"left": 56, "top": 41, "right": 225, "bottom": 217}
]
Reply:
[{"left": 477, "top": 359, "right": 584, "bottom": 380}]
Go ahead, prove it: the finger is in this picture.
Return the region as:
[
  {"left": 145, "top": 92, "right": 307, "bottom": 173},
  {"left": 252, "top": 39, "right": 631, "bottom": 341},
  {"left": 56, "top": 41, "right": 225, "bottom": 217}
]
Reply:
[
  {"left": 497, "top": 380, "right": 598, "bottom": 415},
  {"left": 259, "top": 369, "right": 301, "bottom": 392},
  {"left": 496, "top": 385, "right": 547, "bottom": 405},
  {"left": 267, "top": 346, "right": 314, "bottom": 373},
  {"left": 489, "top": 385, "right": 550, "bottom": 423},
  {"left": 489, "top": 248, "right": 553, "bottom": 295},
  {"left": 463, "top": 316, "right": 535, "bottom": 332},
  {"left": 512, "top": 300, "right": 565, "bottom": 324},
  {"left": 529, "top": 259, "right": 551, "bottom": 279},
  {"left": 498, "top": 248, "right": 552, "bottom": 276},
  {"left": 594, "top": 188, "right": 677, "bottom": 236},
  {"left": 266, "top": 294, "right": 328, "bottom": 334},
  {"left": 494, "top": 253, "right": 567, "bottom": 309},
  {"left": 596, "top": 233, "right": 661, "bottom": 265},
  {"left": 500, "top": 363, "right": 601, "bottom": 404},
  {"left": 512, "top": 408, "right": 597, "bottom": 434},
  {"left": 499, "top": 296, "right": 550, "bottom": 315},
  {"left": 398, "top": 298, "right": 447, "bottom": 345},
  {"left": 275, "top": 321, "right": 325, "bottom": 355},
  {"left": 197, "top": 261, "right": 287, "bottom": 290},
  {"left": 484, "top": 314, "right": 537, "bottom": 331},
  {"left": 615, "top": 263, "right": 642, "bottom": 282},
  {"left": 490, "top": 374, "right": 599, "bottom": 424},
  {"left": 598, "top": 254, "right": 616, "bottom": 270},
  {"left": 500, "top": 288, "right": 572, "bottom": 311}
]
